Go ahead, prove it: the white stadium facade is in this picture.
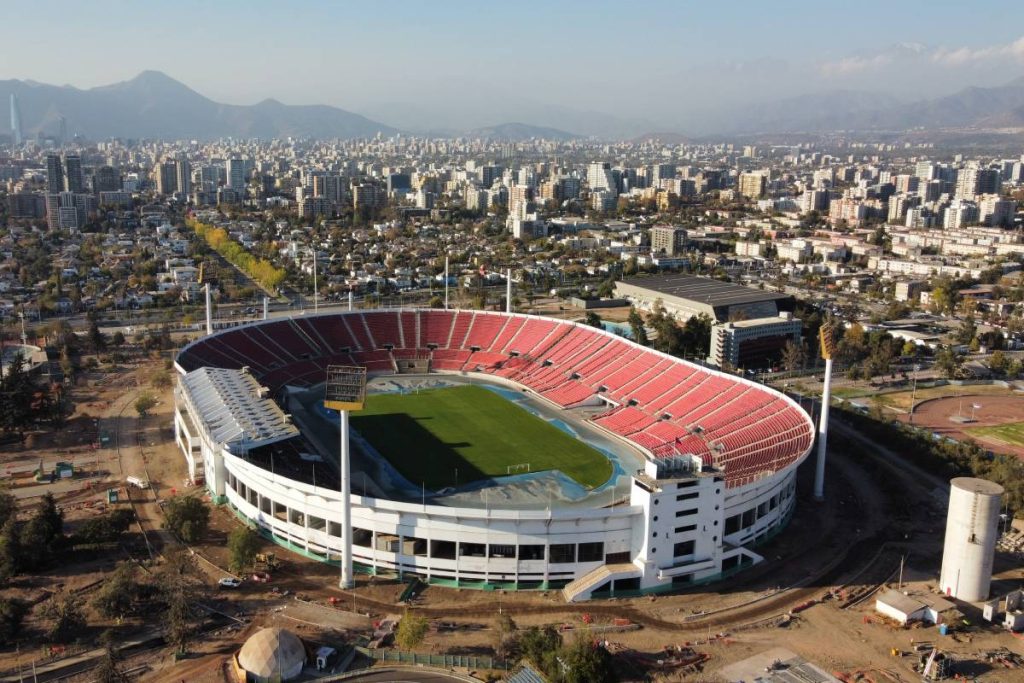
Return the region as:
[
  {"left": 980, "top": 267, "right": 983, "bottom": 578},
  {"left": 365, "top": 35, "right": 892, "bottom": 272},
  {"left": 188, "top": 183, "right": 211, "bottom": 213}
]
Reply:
[{"left": 174, "top": 309, "right": 814, "bottom": 601}]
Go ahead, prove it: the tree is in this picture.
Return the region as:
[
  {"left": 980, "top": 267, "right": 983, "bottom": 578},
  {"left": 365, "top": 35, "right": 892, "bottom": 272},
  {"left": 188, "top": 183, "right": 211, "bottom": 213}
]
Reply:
[
  {"left": 42, "top": 589, "right": 86, "bottom": 643},
  {"left": 519, "top": 626, "right": 562, "bottom": 672},
  {"left": 583, "top": 311, "right": 603, "bottom": 329},
  {"left": 494, "top": 613, "right": 517, "bottom": 660},
  {"left": 0, "top": 492, "right": 15, "bottom": 528},
  {"left": 956, "top": 315, "right": 978, "bottom": 345},
  {"left": 72, "top": 508, "right": 134, "bottom": 546},
  {"left": 93, "top": 562, "right": 139, "bottom": 619},
  {"left": 134, "top": 393, "right": 157, "bottom": 417},
  {"left": 151, "top": 370, "right": 172, "bottom": 390},
  {"left": 561, "top": 632, "right": 617, "bottom": 683},
  {"left": 428, "top": 295, "right": 443, "bottom": 309},
  {"left": 0, "top": 517, "right": 20, "bottom": 585},
  {"left": 163, "top": 496, "right": 210, "bottom": 543},
  {"left": 781, "top": 340, "right": 805, "bottom": 372},
  {"left": 88, "top": 320, "right": 107, "bottom": 353},
  {"left": 111, "top": 331, "right": 125, "bottom": 347},
  {"left": 627, "top": 307, "right": 648, "bottom": 345},
  {"left": 94, "top": 630, "right": 129, "bottom": 683},
  {"left": 0, "top": 597, "right": 26, "bottom": 644},
  {"left": 395, "top": 611, "right": 429, "bottom": 650},
  {"left": 160, "top": 548, "right": 203, "bottom": 654},
  {"left": 935, "top": 346, "right": 963, "bottom": 380},
  {"left": 227, "top": 525, "right": 262, "bottom": 573}
]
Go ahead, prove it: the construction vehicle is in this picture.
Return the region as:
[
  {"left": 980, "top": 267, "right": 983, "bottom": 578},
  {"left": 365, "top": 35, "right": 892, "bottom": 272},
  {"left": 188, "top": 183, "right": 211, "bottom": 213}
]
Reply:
[{"left": 254, "top": 552, "right": 279, "bottom": 572}]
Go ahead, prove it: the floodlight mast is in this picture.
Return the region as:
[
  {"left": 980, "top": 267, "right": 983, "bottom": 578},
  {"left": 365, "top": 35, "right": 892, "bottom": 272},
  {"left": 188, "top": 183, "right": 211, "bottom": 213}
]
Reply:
[
  {"left": 814, "top": 323, "right": 837, "bottom": 502},
  {"left": 324, "top": 366, "right": 367, "bottom": 589}
]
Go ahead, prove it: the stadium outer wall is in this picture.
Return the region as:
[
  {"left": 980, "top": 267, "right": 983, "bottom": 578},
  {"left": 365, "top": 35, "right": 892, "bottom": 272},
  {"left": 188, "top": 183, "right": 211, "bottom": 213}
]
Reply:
[{"left": 174, "top": 309, "right": 813, "bottom": 601}]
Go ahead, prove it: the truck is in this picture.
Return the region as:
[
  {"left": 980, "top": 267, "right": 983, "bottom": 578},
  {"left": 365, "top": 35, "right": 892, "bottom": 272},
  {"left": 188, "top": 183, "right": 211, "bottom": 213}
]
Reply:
[{"left": 126, "top": 476, "right": 149, "bottom": 489}]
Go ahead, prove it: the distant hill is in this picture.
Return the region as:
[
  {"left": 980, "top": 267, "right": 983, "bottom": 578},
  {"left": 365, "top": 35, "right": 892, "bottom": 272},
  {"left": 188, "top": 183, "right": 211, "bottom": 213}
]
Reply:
[
  {"left": 0, "top": 70, "right": 397, "bottom": 140},
  {"left": 630, "top": 132, "right": 695, "bottom": 145},
  {"left": 465, "top": 122, "right": 579, "bottom": 141},
  {"left": 703, "top": 76, "right": 1024, "bottom": 134}
]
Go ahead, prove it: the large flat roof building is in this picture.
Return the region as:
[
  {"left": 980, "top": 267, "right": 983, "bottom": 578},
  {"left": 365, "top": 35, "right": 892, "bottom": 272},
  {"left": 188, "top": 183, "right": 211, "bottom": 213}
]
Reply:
[{"left": 614, "top": 274, "right": 792, "bottom": 323}]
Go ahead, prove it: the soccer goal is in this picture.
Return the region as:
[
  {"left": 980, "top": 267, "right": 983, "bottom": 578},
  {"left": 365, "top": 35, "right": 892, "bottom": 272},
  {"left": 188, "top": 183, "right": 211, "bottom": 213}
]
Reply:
[{"left": 507, "top": 463, "right": 532, "bottom": 474}]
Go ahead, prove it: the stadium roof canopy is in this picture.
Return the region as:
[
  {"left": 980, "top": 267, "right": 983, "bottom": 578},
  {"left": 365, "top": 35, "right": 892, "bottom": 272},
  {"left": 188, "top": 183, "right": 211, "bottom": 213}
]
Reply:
[{"left": 180, "top": 367, "right": 297, "bottom": 448}]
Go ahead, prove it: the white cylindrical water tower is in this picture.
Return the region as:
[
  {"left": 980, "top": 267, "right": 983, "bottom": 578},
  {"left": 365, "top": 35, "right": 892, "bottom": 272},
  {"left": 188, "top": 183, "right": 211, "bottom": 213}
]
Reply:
[{"left": 939, "top": 477, "right": 1003, "bottom": 602}]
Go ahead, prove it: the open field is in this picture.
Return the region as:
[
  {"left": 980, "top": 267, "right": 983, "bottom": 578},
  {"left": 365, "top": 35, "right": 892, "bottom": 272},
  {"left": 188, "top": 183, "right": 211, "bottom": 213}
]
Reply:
[
  {"left": 880, "top": 383, "right": 1016, "bottom": 411},
  {"left": 966, "top": 421, "right": 1024, "bottom": 448},
  {"left": 899, "top": 394, "right": 1024, "bottom": 458},
  {"left": 350, "top": 385, "right": 612, "bottom": 489}
]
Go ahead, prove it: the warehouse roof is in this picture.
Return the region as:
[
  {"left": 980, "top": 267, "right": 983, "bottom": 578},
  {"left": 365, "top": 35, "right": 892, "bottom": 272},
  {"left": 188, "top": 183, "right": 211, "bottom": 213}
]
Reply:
[{"left": 618, "top": 274, "right": 789, "bottom": 307}]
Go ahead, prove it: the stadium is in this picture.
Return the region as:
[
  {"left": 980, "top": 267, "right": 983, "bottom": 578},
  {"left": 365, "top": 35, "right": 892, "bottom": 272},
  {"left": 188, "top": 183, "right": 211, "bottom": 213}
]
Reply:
[{"left": 173, "top": 309, "right": 815, "bottom": 601}]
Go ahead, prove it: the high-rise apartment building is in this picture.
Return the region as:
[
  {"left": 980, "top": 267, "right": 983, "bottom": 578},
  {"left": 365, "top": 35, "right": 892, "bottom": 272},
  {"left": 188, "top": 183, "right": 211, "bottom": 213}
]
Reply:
[
  {"left": 587, "top": 162, "right": 617, "bottom": 196},
  {"left": 92, "top": 166, "right": 122, "bottom": 193},
  {"left": 227, "top": 158, "right": 250, "bottom": 190},
  {"left": 9, "top": 94, "right": 22, "bottom": 145},
  {"left": 156, "top": 161, "right": 178, "bottom": 195},
  {"left": 63, "top": 154, "right": 84, "bottom": 193},
  {"left": 738, "top": 172, "right": 767, "bottom": 199},
  {"left": 46, "top": 154, "right": 64, "bottom": 193},
  {"left": 650, "top": 226, "right": 687, "bottom": 256},
  {"left": 175, "top": 159, "right": 192, "bottom": 196}
]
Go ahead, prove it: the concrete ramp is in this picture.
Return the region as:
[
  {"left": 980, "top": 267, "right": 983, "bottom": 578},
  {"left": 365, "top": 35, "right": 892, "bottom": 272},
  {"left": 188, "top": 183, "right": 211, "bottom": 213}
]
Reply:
[{"left": 561, "top": 562, "right": 640, "bottom": 602}]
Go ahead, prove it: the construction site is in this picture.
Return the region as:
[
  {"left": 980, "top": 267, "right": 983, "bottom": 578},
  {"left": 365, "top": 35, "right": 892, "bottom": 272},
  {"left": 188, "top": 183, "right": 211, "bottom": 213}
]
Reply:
[{"left": 1, "top": 335, "right": 1023, "bottom": 682}]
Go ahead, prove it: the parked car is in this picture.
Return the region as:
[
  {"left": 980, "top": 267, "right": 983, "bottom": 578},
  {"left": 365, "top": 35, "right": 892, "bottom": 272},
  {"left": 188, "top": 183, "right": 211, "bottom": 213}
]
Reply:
[{"left": 218, "top": 577, "right": 243, "bottom": 589}]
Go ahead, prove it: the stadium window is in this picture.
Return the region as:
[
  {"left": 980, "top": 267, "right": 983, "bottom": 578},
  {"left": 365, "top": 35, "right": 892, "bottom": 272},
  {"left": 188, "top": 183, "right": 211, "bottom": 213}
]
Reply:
[
  {"left": 459, "top": 542, "right": 486, "bottom": 558},
  {"left": 757, "top": 502, "right": 769, "bottom": 518},
  {"left": 741, "top": 509, "right": 756, "bottom": 528},
  {"left": 675, "top": 508, "right": 698, "bottom": 518},
  {"left": 722, "top": 555, "right": 740, "bottom": 571},
  {"left": 676, "top": 481, "right": 697, "bottom": 489},
  {"left": 676, "top": 492, "right": 699, "bottom": 502},
  {"left": 430, "top": 540, "right": 456, "bottom": 559},
  {"left": 769, "top": 496, "right": 778, "bottom": 510},
  {"left": 328, "top": 521, "right": 342, "bottom": 537},
  {"left": 518, "top": 545, "right": 544, "bottom": 561},
  {"left": 672, "top": 574, "right": 692, "bottom": 586},
  {"left": 308, "top": 515, "right": 326, "bottom": 532},
  {"left": 673, "top": 540, "right": 695, "bottom": 557},
  {"left": 549, "top": 544, "right": 576, "bottom": 563},
  {"left": 725, "top": 515, "right": 741, "bottom": 534},
  {"left": 488, "top": 544, "right": 516, "bottom": 559},
  {"left": 675, "top": 524, "right": 696, "bottom": 534},
  {"left": 577, "top": 542, "right": 604, "bottom": 563}
]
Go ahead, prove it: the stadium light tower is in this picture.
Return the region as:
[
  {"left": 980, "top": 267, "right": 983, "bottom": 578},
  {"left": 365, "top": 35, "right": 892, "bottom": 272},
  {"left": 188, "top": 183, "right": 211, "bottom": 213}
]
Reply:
[
  {"left": 324, "top": 365, "right": 367, "bottom": 589},
  {"left": 814, "top": 323, "right": 837, "bottom": 501}
]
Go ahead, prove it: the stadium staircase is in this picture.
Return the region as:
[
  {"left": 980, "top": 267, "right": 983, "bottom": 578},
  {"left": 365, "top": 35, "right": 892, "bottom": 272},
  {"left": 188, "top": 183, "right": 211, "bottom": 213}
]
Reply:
[{"left": 561, "top": 562, "right": 641, "bottom": 603}]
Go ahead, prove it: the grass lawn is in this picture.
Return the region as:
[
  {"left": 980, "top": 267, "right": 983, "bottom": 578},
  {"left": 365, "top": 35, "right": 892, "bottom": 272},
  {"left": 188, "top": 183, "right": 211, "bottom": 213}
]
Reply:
[
  {"left": 965, "top": 422, "right": 1024, "bottom": 448},
  {"left": 350, "top": 385, "right": 612, "bottom": 490},
  {"left": 879, "top": 384, "right": 1014, "bottom": 411}
]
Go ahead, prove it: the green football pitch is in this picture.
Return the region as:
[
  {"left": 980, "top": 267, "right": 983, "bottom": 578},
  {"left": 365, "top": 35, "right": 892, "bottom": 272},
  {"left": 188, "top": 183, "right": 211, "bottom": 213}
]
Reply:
[
  {"left": 965, "top": 422, "right": 1024, "bottom": 448},
  {"left": 350, "top": 384, "right": 612, "bottom": 490}
]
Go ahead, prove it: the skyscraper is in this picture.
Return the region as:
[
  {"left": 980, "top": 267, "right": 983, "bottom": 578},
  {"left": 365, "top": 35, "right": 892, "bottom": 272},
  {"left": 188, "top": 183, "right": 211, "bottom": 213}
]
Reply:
[
  {"left": 46, "top": 154, "right": 64, "bottom": 193},
  {"left": 9, "top": 94, "right": 22, "bottom": 145},
  {"left": 64, "top": 154, "right": 84, "bottom": 193},
  {"left": 175, "top": 158, "right": 192, "bottom": 196}
]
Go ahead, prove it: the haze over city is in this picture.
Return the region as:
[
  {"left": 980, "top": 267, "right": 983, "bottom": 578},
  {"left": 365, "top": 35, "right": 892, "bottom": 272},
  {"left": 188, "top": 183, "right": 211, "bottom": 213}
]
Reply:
[{"left": 3, "top": 0, "right": 1024, "bottom": 136}]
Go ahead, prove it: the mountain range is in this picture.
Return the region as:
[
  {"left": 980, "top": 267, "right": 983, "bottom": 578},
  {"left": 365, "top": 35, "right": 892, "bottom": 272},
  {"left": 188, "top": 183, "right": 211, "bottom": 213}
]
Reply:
[
  {"left": 1, "top": 70, "right": 397, "bottom": 140},
  {"left": 4, "top": 71, "right": 1024, "bottom": 141}
]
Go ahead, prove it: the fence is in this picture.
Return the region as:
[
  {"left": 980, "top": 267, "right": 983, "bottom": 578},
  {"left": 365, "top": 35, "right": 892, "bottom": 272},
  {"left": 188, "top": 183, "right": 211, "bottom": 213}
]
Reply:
[{"left": 355, "top": 646, "right": 505, "bottom": 671}]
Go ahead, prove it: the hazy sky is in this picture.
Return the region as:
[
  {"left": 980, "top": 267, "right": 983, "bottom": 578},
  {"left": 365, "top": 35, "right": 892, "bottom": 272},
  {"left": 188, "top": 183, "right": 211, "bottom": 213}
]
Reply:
[{"left": 4, "top": 0, "right": 1024, "bottom": 133}]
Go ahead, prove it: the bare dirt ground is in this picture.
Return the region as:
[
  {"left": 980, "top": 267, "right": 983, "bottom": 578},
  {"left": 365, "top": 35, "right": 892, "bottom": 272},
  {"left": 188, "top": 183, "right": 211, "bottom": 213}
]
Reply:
[{"left": 899, "top": 394, "right": 1024, "bottom": 458}]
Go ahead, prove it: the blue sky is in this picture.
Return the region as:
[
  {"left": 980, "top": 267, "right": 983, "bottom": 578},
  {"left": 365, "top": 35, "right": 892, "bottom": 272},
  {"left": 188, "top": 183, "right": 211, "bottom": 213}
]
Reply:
[{"left": 4, "top": 0, "right": 1024, "bottom": 132}]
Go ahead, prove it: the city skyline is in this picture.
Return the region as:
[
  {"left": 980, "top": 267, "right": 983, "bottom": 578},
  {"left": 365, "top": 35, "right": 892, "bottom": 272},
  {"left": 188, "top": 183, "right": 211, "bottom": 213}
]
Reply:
[{"left": 3, "top": 1, "right": 1024, "bottom": 135}]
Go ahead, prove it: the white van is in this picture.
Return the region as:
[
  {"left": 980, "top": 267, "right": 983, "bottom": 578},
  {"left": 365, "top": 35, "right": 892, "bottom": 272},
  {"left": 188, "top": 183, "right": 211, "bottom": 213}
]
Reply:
[{"left": 126, "top": 476, "right": 149, "bottom": 489}]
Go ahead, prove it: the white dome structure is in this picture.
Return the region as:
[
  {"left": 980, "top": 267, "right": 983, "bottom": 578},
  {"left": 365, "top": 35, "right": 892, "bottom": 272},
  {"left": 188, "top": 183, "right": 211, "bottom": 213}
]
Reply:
[{"left": 237, "top": 628, "right": 306, "bottom": 682}]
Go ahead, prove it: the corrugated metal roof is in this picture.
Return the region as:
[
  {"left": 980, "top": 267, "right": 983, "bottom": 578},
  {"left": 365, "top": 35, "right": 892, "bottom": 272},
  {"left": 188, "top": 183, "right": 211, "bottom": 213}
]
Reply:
[{"left": 181, "top": 367, "right": 297, "bottom": 448}]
